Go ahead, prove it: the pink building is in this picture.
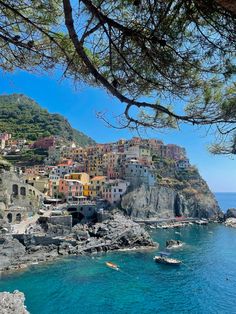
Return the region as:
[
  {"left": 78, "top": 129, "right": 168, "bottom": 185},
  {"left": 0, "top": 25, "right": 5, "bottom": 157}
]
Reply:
[
  {"left": 166, "top": 144, "right": 186, "bottom": 160},
  {"left": 103, "top": 152, "right": 120, "bottom": 179},
  {"left": 59, "top": 179, "right": 83, "bottom": 201},
  {"left": 0, "top": 133, "right": 11, "bottom": 149}
]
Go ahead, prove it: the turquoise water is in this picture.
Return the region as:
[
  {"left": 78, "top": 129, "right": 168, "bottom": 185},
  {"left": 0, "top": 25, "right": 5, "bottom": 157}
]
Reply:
[
  {"left": 1, "top": 224, "right": 236, "bottom": 314},
  {"left": 0, "top": 193, "right": 236, "bottom": 314}
]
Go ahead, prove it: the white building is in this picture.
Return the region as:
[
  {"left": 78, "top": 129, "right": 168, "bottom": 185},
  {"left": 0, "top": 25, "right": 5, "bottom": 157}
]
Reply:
[
  {"left": 124, "top": 160, "right": 156, "bottom": 187},
  {"left": 102, "top": 179, "right": 130, "bottom": 205}
]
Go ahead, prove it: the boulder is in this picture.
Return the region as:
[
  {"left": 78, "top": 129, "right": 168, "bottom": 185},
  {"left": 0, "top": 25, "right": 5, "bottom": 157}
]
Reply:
[
  {"left": 0, "top": 236, "right": 26, "bottom": 271},
  {"left": 87, "top": 213, "right": 156, "bottom": 250},
  {"left": 225, "top": 208, "right": 236, "bottom": 219},
  {"left": 0, "top": 290, "right": 29, "bottom": 314},
  {"left": 225, "top": 218, "right": 236, "bottom": 228},
  {"left": 166, "top": 239, "right": 183, "bottom": 249},
  {"left": 0, "top": 219, "right": 11, "bottom": 234}
]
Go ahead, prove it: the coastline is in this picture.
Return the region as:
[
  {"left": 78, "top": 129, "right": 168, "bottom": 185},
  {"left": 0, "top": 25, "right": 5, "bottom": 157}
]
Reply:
[
  {"left": 0, "top": 215, "right": 223, "bottom": 276},
  {"left": 0, "top": 212, "right": 157, "bottom": 275}
]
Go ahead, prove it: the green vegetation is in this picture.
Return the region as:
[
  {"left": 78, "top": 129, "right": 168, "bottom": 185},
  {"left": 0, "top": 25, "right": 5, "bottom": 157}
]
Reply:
[
  {"left": 0, "top": 1, "right": 235, "bottom": 153},
  {"left": 0, "top": 156, "right": 12, "bottom": 171},
  {"left": 4, "top": 148, "right": 47, "bottom": 165},
  {"left": 0, "top": 94, "right": 95, "bottom": 146}
]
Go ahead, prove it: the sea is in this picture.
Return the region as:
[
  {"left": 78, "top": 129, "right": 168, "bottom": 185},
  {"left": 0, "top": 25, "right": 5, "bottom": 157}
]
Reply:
[{"left": 0, "top": 193, "right": 236, "bottom": 314}]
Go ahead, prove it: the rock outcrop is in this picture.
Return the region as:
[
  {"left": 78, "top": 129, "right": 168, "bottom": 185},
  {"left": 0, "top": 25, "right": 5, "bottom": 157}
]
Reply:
[
  {"left": 0, "top": 213, "right": 156, "bottom": 273},
  {"left": 225, "top": 218, "right": 236, "bottom": 228},
  {"left": 225, "top": 208, "right": 236, "bottom": 219},
  {"left": 166, "top": 239, "right": 183, "bottom": 249},
  {"left": 121, "top": 184, "right": 222, "bottom": 220},
  {"left": 0, "top": 235, "right": 26, "bottom": 271},
  {"left": 0, "top": 291, "right": 29, "bottom": 314}
]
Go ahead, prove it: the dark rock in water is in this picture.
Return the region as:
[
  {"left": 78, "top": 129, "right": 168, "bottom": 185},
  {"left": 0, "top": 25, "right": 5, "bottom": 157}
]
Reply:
[
  {"left": 166, "top": 239, "right": 183, "bottom": 249},
  {"left": 0, "top": 290, "right": 29, "bottom": 314},
  {"left": 225, "top": 208, "right": 236, "bottom": 219}
]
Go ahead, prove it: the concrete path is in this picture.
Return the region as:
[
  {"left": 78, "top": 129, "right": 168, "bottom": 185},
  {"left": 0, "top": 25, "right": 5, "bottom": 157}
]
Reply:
[{"left": 12, "top": 210, "right": 52, "bottom": 234}]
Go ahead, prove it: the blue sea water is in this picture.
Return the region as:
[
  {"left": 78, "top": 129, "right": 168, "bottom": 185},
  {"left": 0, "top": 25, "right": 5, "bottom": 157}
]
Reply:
[
  {"left": 0, "top": 193, "right": 236, "bottom": 314},
  {"left": 215, "top": 192, "right": 236, "bottom": 212}
]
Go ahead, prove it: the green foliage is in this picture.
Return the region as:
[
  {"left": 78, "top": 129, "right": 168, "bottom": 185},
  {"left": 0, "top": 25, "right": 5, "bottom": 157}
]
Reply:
[{"left": 0, "top": 94, "right": 95, "bottom": 146}]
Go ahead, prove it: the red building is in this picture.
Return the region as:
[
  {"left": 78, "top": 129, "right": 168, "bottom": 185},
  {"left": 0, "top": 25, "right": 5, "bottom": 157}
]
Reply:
[{"left": 32, "top": 137, "right": 56, "bottom": 150}]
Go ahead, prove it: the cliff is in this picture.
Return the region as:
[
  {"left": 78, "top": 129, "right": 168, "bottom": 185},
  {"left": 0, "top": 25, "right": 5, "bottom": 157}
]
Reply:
[{"left": 121, "top": 168, "right": 223, "bottom": 220}]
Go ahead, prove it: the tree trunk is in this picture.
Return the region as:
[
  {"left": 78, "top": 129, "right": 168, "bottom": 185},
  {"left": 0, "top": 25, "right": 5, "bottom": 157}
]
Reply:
[{"left": 215, "top": 0, "right": 236, "bottom": 15}]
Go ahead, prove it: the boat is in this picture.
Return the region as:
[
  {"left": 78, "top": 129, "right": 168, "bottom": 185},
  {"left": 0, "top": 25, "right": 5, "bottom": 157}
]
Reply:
[
  {"left": 153, "top": 254, "right": 181, "bottom": 265},
  {"left": 105, "top": 262, "right": 119, "bottom": 271}
]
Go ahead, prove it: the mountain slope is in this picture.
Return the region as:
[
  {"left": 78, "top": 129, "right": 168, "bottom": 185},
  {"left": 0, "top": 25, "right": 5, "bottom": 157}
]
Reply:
[{"left": 0, "top": 94, "right": 95, "bottom": 146}]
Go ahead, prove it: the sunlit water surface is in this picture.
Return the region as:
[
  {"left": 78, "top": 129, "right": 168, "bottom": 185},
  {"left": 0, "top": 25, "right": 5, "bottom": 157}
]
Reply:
[{"left": 0, "top": 193, "right": 236, "bottom": 314}]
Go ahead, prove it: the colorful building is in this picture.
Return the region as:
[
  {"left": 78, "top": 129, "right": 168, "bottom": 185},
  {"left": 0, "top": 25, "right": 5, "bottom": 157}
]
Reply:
[
  {"left": 102, "top": 179, "right": 130, "bottom": 205},
  {"left": 90, "top": 176, "right": 107, "bottom": 198},
  {"left": 59, "top": 179, "right": 83, "bottom": 202},
  {"left": 64, "top": 172, "right": 90, "bottom": 185},
  {"left": 124, "top": 160, "right": 156, "bottom": 187}
]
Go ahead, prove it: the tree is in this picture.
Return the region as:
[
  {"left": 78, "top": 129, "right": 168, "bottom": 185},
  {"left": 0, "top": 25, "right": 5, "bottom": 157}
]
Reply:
[{"left": 0, "top": 0, "right": 235, "bottom": 152}]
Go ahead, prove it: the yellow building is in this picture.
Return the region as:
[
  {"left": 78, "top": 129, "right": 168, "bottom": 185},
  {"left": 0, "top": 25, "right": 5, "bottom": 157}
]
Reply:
[
  {"left": 90, "top": 176, "right": 107, "bottom": 198},
  {"left": 83, "top": 183, "right": 92, "bottom": 197},
  {"left": 64, "top": 172, "right": 89, "bottom": 185},
  {"left": 87, "top": 155, "right": 104, "bottom": 178}
]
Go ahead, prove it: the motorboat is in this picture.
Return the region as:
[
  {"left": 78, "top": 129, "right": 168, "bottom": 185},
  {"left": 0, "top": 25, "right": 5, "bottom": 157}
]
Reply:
[
  {"left": 153, "top": 254, "right": 181, "bottom": 265},
  {"left": 105, "top": 262, "right": 119, "bottom": 271}
]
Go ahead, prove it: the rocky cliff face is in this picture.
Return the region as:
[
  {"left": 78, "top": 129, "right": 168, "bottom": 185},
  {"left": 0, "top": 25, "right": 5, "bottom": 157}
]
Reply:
[{"left": 121, "top": 183, "right": 222, "bottom": 220}]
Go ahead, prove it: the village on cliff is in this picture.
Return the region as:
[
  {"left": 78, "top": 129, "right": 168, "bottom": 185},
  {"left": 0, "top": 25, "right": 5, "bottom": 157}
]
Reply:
[{"left": 0, "top": 133, "right": 191, "bottom": 226}]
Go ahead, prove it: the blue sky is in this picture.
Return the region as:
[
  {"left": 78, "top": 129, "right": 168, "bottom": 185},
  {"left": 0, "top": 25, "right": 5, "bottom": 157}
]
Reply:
[{"left": 0, "top": 70, "right": 235, "bottom": 192}]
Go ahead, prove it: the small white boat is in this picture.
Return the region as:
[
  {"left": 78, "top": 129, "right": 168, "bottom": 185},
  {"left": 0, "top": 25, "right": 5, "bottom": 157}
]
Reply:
[{"left": 153, "top": 255, "right": 182, "bottom": 265}]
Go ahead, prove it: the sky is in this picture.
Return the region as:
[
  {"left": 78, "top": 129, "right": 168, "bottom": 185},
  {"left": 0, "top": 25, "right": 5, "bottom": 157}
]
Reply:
[{"left": 0, "top": 69, "right": 235, "bottom": 192}]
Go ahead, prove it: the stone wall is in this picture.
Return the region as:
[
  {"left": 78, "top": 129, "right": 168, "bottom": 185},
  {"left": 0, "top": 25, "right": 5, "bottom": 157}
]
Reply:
[
  {"left": 3, "top": 208, "right": 28, "bottom": 224},
  {"left": 48, "top": 215, "right": 72, "bottom": 228},
  {"left": 0, "top": 171, "right": 44, "bottom": 209}
]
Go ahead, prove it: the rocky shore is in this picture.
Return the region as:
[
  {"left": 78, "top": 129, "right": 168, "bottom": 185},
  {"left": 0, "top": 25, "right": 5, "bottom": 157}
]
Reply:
[
  {"left": 224, "top": 208, "right": 236, "bottom": 228},
  {"left": 0, "top": 291, "right": 29, "bottom": 314},
  {"left": 0, "top": 212, "right": 156, "bottom": 273}
]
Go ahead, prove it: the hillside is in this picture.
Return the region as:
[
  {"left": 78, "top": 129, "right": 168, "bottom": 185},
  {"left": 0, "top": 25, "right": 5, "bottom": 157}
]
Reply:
[{"left": 0, "top": 94, "right": 95, "bottom": 146}]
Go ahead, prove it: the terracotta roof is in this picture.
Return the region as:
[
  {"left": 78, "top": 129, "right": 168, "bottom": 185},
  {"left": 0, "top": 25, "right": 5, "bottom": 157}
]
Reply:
[{"left": 91, "top": 176, "right": 106, "bottom": 181}]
